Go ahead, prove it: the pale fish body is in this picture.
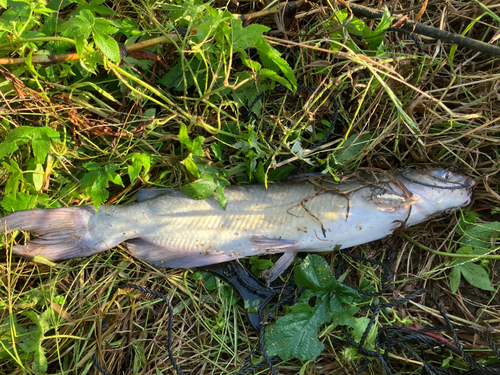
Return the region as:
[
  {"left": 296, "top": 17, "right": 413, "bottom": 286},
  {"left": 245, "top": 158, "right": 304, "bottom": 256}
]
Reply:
[{"left": 0, "top": 168, "right": 474, "bottom": 271}]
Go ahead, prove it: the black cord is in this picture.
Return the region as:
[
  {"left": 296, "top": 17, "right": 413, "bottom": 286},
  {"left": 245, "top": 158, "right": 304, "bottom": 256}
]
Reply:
[{"left": 92, "top": 252, "right": 500, "bottom": 375}]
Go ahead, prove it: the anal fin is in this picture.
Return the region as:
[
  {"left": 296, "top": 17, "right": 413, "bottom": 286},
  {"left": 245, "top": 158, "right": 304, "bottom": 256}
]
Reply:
[
  {"left": 126, "top": 238, "right": 235, "bottom": 268},
  {"left": 250, "top": 236, "right": 298, "bottom": 250}
]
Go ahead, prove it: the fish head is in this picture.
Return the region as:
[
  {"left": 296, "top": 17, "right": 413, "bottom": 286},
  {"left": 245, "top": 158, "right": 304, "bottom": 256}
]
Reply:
[{"left": 399, "top": 167, "right": 475, "bottom": 218}]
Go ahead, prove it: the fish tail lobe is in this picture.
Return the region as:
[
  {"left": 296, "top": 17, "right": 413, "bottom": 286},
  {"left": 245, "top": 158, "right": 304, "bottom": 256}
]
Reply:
[{"left": 1, "top": 206, "right": 107, "bottom": 260}]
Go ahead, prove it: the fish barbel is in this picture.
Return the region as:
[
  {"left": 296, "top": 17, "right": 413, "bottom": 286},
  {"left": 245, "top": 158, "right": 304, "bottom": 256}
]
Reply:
[{"left": 1, "top": 167, "right": 474, "bottom": 279}]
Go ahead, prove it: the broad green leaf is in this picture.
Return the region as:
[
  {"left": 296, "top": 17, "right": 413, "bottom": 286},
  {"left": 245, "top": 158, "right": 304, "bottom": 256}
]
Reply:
[
  {"left": 94, "top": 32, "right": 120, "bottom": 62},
  {"left": 265, "top": 292, "right": 331, "bottom": 361},
  {"left": 255, "top": 38, "right": 297, "bottom": 90},
  {"left": 258, "top": 68, "right": 293, "bottom": 90},
  {"left": 181, "top": 176, "right": 218, "bottom": 200},
  {"left": 1, "top": 192, "right": 49, "bottom": 212},
  {"left": 103, "top": 164, "right": 124, "bottom": 186},
  {"left": 127, "top": 153, "right": 152, "bottom": 183},
  {"left": 183, "top": 154, "right": 200, "bottom": 178},
  {"left": 458, "top": 262, "right": 495, "bottom": 291},
  {"left": 210, "top": 142, "right": 224, "bottom": 161},
  {"left": 81, "top": 162, "right": 123, "bottom": 210},
  {"left": 93, "top": 18, "right": 118, "bottom": 34},
  {"left": 367, "top": 6, "right": 392, "bottom": 49},
  {"left": 232, "top": 20, "right": 269, "bottom": 50},
  {"left": 295, "top": 254, "right": 337, "bottom": 292},
  {"left": 351, "top": 317, "right": 378, "bottom": 348},
  {"left": 335, "top": 133, "right": 372, "bottom": 165},
  {"left": 178, "top": 123, "right": 192, "bottom": 148},
  {"left": 0, "top": 126, "right": 60, "bottom": 161},
  {"left": 32, "top": 163, "right": 44, "bottom": 191}
]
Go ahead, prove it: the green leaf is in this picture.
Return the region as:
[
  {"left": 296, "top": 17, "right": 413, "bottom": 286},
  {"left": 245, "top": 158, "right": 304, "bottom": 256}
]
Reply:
[
  {"left": 449, "top": 267, "right": 461, "bottom": 294},
  {"left": 81, "top": 162, "right": 123, "bottom": 210},
  {"left": 94, "top": 32, "right": 120, "bottom": 62},
  {"left": 232, "top": 20, "right": 269, "bottom": 50},
  {"left": 258, "top": 68, "right": 294, "bottom": 89},
  {"left": 3, "top": 160, "right": 23, "bottom": 197},
  {"left": 295, "top": 254, "right": 337, "bottom": 292},
  {"left": 178, "top": 123, "right": 192, "bottom": 148},
  {"left": 181, "top": 176, "right": 218, "bottom": 200},
  {"left": 351, "top": 317, "right": 378, "bottom": 348},
  {"left": 93, "top": 18, "right": 118, "bottom": 34},
  {"left": 458, "top": 262, "right": 495, "bottom": 291},
  {"left": 255, "top": 38, "right": 297, "bottom": 90},
  {"left": 183, "top": 154, "right": 200, "bottom": 178},
  {"left": 1, "top": 192, "right": 49, "bottom": 212},
  {"left": 367, "top": 6, "right": 392, "bottom": 49},
  {"left": 265, "top": 291, "right": 332, "bottom": 361},
  {"left": 32, "top": 163, "right": 44, "bottom": 191},
  {"left": 335, "top": 133, "right": 372, "bottom": 165},
  {"left": 33, "top": 342, "right": 48, "bottom": 374},
  {"left": 210, "top": 142, "right": 224, "bottom": 161},
  {"left": 249, "top": 256, "right": 274, "bottom": 271},
  {"left": 215, "top": 185, "right": 227, "bottom": 210},
  {"left": 0, "top": 126, "right": 60, "bottom": 162},
  {"left": 127, "top": 153, "right": 152, "bottom": 183}
]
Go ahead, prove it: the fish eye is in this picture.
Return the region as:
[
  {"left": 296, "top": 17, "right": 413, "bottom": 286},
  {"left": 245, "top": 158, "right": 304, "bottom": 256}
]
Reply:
[{"left": 439, "top": 170, "right": 451, "bottom": 180}]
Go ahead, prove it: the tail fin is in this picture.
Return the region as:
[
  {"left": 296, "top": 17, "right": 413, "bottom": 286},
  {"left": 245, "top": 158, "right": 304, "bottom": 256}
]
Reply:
[{"left": 1, "top": 206, "right": 102, "bottom": 260}]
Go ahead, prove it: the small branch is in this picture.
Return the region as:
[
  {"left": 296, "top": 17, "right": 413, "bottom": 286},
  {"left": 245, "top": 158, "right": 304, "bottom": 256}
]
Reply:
[{"left": 331, "top": 1, "right": 500, "bottom": 57}]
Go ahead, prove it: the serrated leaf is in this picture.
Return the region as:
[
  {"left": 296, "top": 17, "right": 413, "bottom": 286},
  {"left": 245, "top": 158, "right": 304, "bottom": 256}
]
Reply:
[
  {"left": 265, "top": 295, "right": 330, "bottom": 360},
  {"left": 458, "top": 262, "right": 495, "bottom": 291},
  {"left": 33, "top": 342, "right": 47, "bottom": 374},
  {"left": 232, "top": 20, "right": 269, "bottom": 50},
  {"left": 255, "top": 38, "right": 297, "bottom": 90},
  {"left": 258, "top": 68, "right": 293, "bottom": 89},
  {"left": 0, "top": 126, "right": 59, "bottom": 161},
  {"left": 181, "top": 177, "right": 217, "bottom": 200},
  {"left": 3, "top": 160, "right": 23, "bottom": 197},
  {"left": 103, "top": 164, "right": 124, "bottom": 186},
  {"left": 295, "top": 254, "right": 337, "bottom": 292},
  {"left": 127, "top": 153, "right": 152, "bottom": 182},
  {"left": 94, "top": 32, "right": 120, "bottom": 62},
  {"left": 1, "top": 192, "right": 49, "bottom": 212},
  {"left": 31, "top": 132, "right": 51, "bottom": 163},
  {"left": 81, "top": 163, "right": 122, "bottom": 210},
  {"left": 191, "top": 136, "right": 205, "bottom": 157},
  {"left": 94, "top": 18, "right": 118, "bottom": 35}
]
